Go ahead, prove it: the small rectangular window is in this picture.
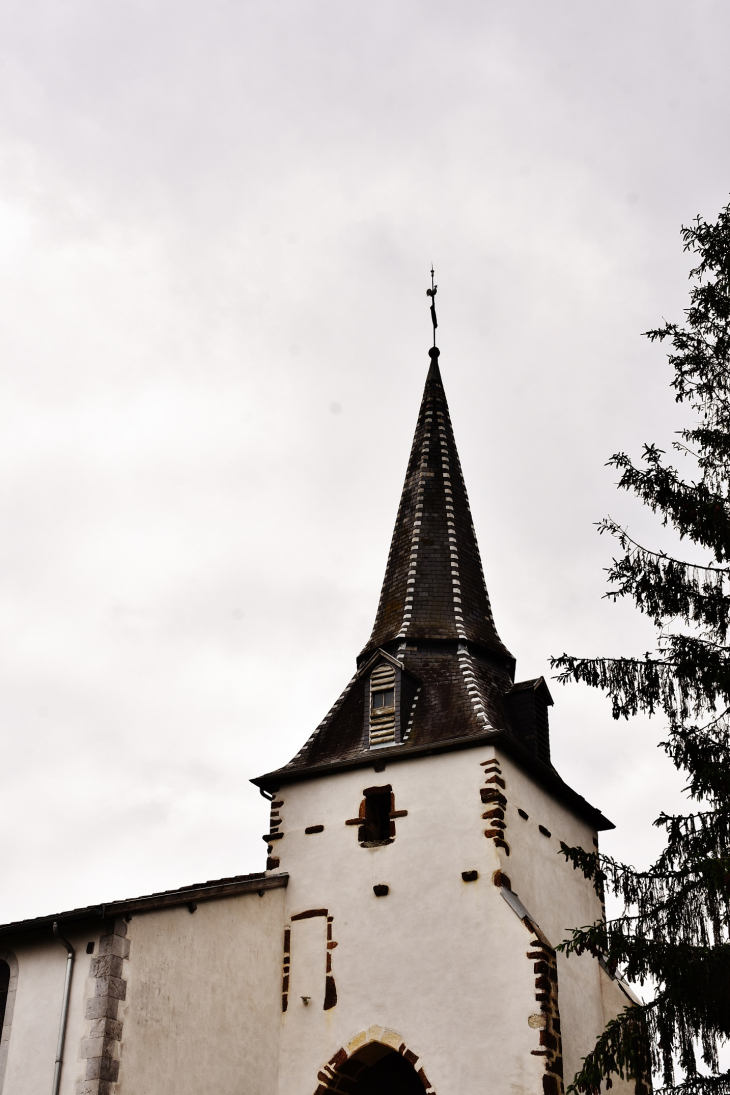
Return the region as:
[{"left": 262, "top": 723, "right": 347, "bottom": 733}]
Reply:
[
  {"left": 371, "top": 689, "right": 394, "bottom": 711},
  {"left": 360, "top": 789, "right": 392, "bottom": 844}
]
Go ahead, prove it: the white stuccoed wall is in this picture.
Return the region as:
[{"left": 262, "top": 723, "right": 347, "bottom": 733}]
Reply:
[
  {"left": 273, "top": 745, "right": 550, "bottom": 1095},
  {"left": 495, "top": 751, "right": 631, "bottom": 1088},
  {"left": 0, "top": 745, "right": 638, "bottom": 1095},
  {"left": 2, "top": 924, "right": 102, "bottom": 1095},
  {"left": 118, "top": 888, "right": 285, "bottom": 1095},
  {"left": 0, "top": 889, "right": 285, "bottom": 1095},
  {"left": 272, "top": 742, "right": 635, "bottom": 1095}
]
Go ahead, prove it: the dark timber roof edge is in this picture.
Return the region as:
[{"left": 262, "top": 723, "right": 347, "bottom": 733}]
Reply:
[
  {"left": 0, "top": 871, "right": 289, "bottom": 939},
  {"left": 252, "top": 732, "right": 614, "bottom": 831}
]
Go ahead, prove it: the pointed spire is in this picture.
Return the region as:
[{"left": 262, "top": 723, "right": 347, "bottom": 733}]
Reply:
[
  {"left": 253, "top": 296, "right": 615, "bottom": 830},
  {"left": 360, "top": 348, "right": 512, "bottom": 664},
  {"left": 254, "top": 323, "right": 528, "bottom": 785}
]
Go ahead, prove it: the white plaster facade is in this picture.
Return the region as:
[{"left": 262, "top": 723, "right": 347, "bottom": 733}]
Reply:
[
  {"left": 271, "top": 742, "right": 635, "bottom": 1095},
  {"left": 120, "top": 889, "right": 284, "bottom": 1095},
  {"left": 0, "top": 742, "right": 636, "bottom": 1095},
  {"left": 1, "top": 928, "right": 95, "bottom": 1095},
  {"left": 0, "top": 884, "right": 285, "bottom": 1095}
]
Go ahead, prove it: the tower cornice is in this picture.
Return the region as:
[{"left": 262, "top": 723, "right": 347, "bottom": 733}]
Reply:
[{"left": 251, "top": 728, "right": 614, "bottom": 832}]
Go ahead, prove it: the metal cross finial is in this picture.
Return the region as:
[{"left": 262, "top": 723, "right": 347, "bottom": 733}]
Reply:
[{"left": 426, "top": 265, "right": 438, "bottom": 348}]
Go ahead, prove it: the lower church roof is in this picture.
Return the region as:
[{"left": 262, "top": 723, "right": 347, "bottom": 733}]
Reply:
[{"left": 0, "top": 871, "right": 289, "bottom": 939}]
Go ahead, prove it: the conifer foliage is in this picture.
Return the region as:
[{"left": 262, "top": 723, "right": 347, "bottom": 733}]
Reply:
[{"left": 551, "top": 202, "right": 730, "bottom": 1095}]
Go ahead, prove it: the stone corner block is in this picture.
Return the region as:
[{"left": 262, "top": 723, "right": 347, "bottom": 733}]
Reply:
[
  {"left": 98, "top": 934, "right": 130, "bottom": 959},
  {"left": 85, "top": 1055, "right": 120, "bottom": 1082},
  {"left": 94, "top": 975, "right": 126, "bottom": 1001},
  {"left": 85, "top": 995, "right": 119, "bottom": 1021},
  {"left": 80, "top": 1036, "right": 118, "bottom": 1061},
  {"left": 88, "top": 1017, "right": 123, "bottom": 1040},
  {"left": 90, "top": 954, "right": 124, "bottom": 979},
  {"left": 76, "top": 1082, "right": 115, "bottom": 1095}
]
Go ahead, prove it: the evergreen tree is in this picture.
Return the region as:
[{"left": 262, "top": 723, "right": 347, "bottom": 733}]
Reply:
[{"left": 551, "top": 202, "right": 730, "bottom": 1095}]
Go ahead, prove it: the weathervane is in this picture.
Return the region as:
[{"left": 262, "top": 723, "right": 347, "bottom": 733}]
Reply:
[{"left": 426, "top": 266, "right": 438, "bottom": 349}]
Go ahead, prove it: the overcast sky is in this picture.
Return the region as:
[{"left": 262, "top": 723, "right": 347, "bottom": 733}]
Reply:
[{"left": 2, "top": 0, "right": 730, "bottom": 924}]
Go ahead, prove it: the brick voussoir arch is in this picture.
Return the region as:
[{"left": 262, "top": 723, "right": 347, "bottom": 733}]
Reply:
[{"left": 314, "top": 1025, "right": 436, "bottom": 1095}]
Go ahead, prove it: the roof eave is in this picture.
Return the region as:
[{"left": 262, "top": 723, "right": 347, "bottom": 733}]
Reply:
[
  {"left": 251, "top": 732, "right": 614, "bottom": 831},
  {"left": 0, "top": 872, "right": 289, "bottom": 939}
]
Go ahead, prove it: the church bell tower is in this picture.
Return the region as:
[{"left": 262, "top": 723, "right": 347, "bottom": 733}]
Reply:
[{"left": 253, "top": 303, "right": 633, "bottom": 1095}]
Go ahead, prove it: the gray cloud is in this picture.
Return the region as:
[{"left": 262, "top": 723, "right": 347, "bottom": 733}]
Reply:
[{"left": 1, "top": 0, "right": 728, "bottom": 921}]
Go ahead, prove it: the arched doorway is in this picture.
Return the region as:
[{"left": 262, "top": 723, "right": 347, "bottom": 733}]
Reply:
[
  {"left": 350, "top": 1045, "right": 424, "bottom": 1095},
  {"left": 314, "top": 1030, "right": 434, "bottom": 1095}
]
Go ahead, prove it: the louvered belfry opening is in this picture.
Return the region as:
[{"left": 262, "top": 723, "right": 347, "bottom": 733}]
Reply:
[{"left": 369, "top": 662, "right": 397, "bottom": 748}]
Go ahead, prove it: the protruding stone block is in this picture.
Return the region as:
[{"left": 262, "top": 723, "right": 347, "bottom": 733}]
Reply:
[
  {"left": 88, "top": 1017, "right": 123, "bottom": 1040},
  {"left": 90, "top": 954, "right": 123, "bottom": 979},
  {"left": 85, "top": 1055, "right": 119, "bottom": 1082},
  {"left": 98, "top": 934, "right": 130, "bottom": 959},
  {"left": 94, "top": 975, "right": 126, "bottom": 1001},
  {"left": 84, "top": 996, "right": 119, "bottom": 1021}
]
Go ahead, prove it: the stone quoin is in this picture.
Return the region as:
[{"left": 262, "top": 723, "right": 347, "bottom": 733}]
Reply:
[{"left": 0, "top": 339, "right": 639, "bottom": 1095}]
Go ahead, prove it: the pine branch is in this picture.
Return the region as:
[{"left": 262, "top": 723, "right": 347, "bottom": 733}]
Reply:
[
  {"left": 604, "top": 548, "right": 730, "bottom": 638},
  {"left": 566, "top": 1005, "right": 653, "bottom": 1095},
  {"left": 550, "top": 640, "right": 730, "bottom": 722},
  {"left": 656, "top": 1072, "right": 730, "bottom": 1095},
  {"left": 554, "top": 200, "right": 730, "bottom": 1095},
  {"left": 662, "top": 715, "right": 730, "bottom": 801},
  {"left": 559, "top": 841, "right": 730, "bottom": 949},
  {"left": 606, "top": 448, "right": 730, "bottom": 564},
  {"left": 560, "top": 924, "right": 730, "bottom": 1085},
  {"left": 599, "top": 520, "right": 730, "bottom": 576}
]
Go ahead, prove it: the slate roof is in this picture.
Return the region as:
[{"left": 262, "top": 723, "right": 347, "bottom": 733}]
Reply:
[
  {"left": 0, "top": 872, "right": 289, "bottom": 938},
  {"left": 253, "top": 346, "right": 611, "bottom": 832},
  {"left": 255, "top": 348, "right": 525, "bottom": 777},
  {"left": 361, "top": 348, "right": 512, "bottom": 662}
]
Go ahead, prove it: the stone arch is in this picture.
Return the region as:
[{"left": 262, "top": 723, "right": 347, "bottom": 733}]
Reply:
[
  {"left": 0, "top": 948, "right": 19, "bottom": 1095},
  {"left": 314, "top": 1026, "right": 436, "bottom": 1095}
]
